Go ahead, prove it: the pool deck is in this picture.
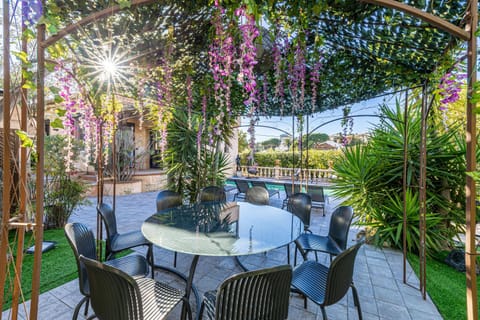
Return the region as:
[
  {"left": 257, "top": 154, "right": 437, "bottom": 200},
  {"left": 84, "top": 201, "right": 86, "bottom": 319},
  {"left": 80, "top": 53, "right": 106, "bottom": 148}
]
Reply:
[{"left": 3, "top": 189, "right": 443, "bottom": 320}]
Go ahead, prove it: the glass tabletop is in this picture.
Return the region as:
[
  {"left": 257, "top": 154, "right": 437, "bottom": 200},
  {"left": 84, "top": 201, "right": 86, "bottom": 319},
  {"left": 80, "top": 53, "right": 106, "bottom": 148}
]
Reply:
[{"left": 141, "top": 201, "right": 303, "bottom": 256}]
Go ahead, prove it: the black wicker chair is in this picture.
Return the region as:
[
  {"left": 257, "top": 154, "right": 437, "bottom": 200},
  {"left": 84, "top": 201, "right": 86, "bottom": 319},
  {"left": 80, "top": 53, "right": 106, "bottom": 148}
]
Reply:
[
  {"left": 232, "top": 179, "right": 250, "bottom": 201},
  {"left": 245, "top": 186, "right": 270, "bottom": 205},
  {"left": 80, "top": 255, "right": 192, "bottom": 320},
  {"left": 282, "top": 183, "right": 301, "bottom": 209},
  {"left": 285, "top": 193, "right": 312, "bottom": 265},
  {"left": 295, "top": 206, "right": 354, "bottom": 262},
  {"left": 307, "top": 185, "right": 326, "bottom": 216},
  {"left": 251, "top": 180, "right": 280, "bottom": 199},
  {"left": 199, "top": 186, "right": 227, "bottom": 203},
  {"left": 156, "top": 190, "right": 182, "bottom": 267},
  {"left": 156, "top": 189, "right": 182, "bottom": 212},
  {"left": 198, "top": 265, "right": 292, "bottom": 320},
  {"left": 65, "top": 223, "right": 149, "bottom": 320},
  {"left": 291, "top": 241, "right": 364, "bottom": 320},
  {"left": 97, "top": 203, "right": 154, "bottom": 278}
]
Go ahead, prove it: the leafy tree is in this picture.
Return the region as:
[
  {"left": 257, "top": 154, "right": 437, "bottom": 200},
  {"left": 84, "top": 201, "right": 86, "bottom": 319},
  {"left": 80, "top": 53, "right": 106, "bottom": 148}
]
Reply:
[
  {"left": 261, "top": 138, "right": 281, "bottom": 150},
  {"left": 238, "top": 131, "right": 249, "bottom": 154},
  {"left": 302, "top": 133, "right": 329, "bottom": 148}
]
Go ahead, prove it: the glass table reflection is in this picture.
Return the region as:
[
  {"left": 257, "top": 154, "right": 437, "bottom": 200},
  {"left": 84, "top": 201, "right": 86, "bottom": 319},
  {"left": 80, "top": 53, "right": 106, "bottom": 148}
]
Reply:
[{"left": 141, "top": 201, "right": 302, "bottom": 319}]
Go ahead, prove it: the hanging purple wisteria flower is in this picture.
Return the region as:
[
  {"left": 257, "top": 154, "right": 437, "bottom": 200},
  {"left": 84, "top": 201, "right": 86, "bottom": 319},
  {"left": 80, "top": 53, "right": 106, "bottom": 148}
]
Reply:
[
  {"left": 437, "top": 70, "right": 466, "bottom": 129},
  {"left": 236, "top": 6, "right": 259, "bottom": 107},
  {"left": 310, "top": 60, "right": 322, "bottom": 113}
]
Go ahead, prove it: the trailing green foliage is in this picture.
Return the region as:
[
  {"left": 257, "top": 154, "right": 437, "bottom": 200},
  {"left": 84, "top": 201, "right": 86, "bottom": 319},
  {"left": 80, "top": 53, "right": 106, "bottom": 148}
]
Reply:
[{"left": 332, "top": 101, "right": 466, "bottom": 254}]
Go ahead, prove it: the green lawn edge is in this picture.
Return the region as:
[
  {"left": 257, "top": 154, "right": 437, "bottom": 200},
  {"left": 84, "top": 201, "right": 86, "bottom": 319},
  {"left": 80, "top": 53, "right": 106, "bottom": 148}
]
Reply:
[
  {"left": 3, "top": 228, "right": 131, "bottom": 311},
  {"left": 3, "top": 229, "right": 78, "bottom": 311},
  {"left": 408, "top": 252, "right": 480, "bottom": 320}
]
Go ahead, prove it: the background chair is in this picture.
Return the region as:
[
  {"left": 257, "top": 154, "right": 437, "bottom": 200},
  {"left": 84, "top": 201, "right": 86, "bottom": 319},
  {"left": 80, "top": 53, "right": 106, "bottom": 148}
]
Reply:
[
  {"left": 245, "top": 186, "right": 270, "bottom": 205},
  {"left": 65, "top": 222, "right": 149, "bottom": 320},
  {"left": 97, "top": 202, "right": 154, "bottom": 277},
  {"left": 199, "top": 185, "right": 227, "bottom": 203},
  {"left": 251, "top": 180, "right": 280, "bottom": 199},
  {"left": 282, "top": 183, "right": 301, "bottom": 208},
  {"left": 233, "top": 179, "right": 250, "bottom": 201},
  {"left": 80, "top": 255, "right": 191, "bottom": 320},
  {"left": 295, "top": 206, "right": 354, "bottom": 262},
  {"left": 291, "top": 241, "right": 363, "bottom": 320},
  {"left": 156, "top": 190, "right": 182, "bottom": 267},
  {"left": 286, "top": 193, "right": 312, "bottom": 265},
  {"left": 156, "top": 189, "right": 182, "bottom": 212},
  {"left": 307, "top": 185, "right": 326, "bottom": 216},
  {"left": 198, "top": 265, "right": 292, "bottom": 320}
]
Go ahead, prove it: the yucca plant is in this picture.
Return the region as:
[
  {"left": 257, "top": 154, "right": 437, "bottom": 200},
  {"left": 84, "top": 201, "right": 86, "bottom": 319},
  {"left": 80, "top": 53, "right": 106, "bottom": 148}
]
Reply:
[
  {"left": 332, "top": 99, "right": 466, "bottom": 254},
  {"left": 164, "top": 109, "right": 234, "bottom": 203}
]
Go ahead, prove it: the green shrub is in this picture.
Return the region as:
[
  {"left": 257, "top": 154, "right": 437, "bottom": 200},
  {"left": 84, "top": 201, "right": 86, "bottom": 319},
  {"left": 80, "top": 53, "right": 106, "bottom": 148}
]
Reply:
[
  {"left": 240, "top": 149, "right": 341, "bottom": 169},
  {"left": 332, "top": 101, "right": 466, "bottom": 255}
]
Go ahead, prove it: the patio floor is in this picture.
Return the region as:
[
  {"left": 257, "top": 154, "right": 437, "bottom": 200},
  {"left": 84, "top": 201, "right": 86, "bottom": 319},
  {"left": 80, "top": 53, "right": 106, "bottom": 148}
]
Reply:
[{"left": 4, "top": 189, "right": 443, "bottom": 320}]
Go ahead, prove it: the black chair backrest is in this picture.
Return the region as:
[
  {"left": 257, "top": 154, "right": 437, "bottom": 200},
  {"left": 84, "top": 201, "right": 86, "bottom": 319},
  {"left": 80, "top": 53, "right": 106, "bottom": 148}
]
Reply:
[
  {"left": 324, "top": 241, "right": 363, "bottom": 306},
  {"left": 308, "top": 185, "right": 325, "bottom": 202},
  {"left": 329, "top": 206, "right": 354, "bottom": 250},
  {"left": 215, "top": 265, "right": 292, "bottom": 320},
  {"left": 65, "top": 223, "right": 97, "bottom": 296},
  {"left": 234, "top": 180, "right": 250, "bottom": 193},
  {"left": 287, "top": 193, "right": 312, "bottom": 230},
  {"left": 199, "top": 186, "right": 227, "bottom": 203},
  {"left": 283, "top": 183, "right": 301, "bottom": 198},
  {"left": 97, "top": 203, "right": 118, "bottom": 249},
  {"left": 80, "top": 255, "right": 143, "bottom": 320},
  {"left": 156, "top": 190, "right": 182, "bottom": 212},
  {"left": 245, "top": 186, "right": 270, "bottom": 205}
]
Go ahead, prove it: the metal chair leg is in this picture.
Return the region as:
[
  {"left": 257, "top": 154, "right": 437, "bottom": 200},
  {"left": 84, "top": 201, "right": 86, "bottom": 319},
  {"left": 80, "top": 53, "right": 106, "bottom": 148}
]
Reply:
[
  {"left": 351, "top": 283, "right": 363, "bottom": 320},
  {"left": 83, "top": 298, "right": 90, "bottom": 316},
  {"left": 147, "top": 244, "right": 154, "bottom": 279},
  {"left": 287, "top": 244, "right": 290, "bottom": 265},
  {"left": 72, "top": 296, "right": 88, "bottom": 320},
  {"left": 320, "top": 306, "right": 328, "bottom": 320}
]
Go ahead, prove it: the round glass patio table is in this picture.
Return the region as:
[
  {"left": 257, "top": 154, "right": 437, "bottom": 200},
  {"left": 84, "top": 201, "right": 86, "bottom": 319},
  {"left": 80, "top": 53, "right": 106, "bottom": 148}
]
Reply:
[{"left": 141, "top": 201, "right": 303, "bottom": 318}]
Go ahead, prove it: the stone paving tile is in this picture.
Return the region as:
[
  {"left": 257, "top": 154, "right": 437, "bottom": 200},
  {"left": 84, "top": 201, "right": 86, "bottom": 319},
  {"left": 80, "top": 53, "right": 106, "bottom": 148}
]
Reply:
[
  {"left": 376, "top": 300, "right": 412, "bottom": 320},
  {"left": 373, "top": 286, "right": 404, "bottom": 305},
  {"left": 5, "top": 190, "right": 443, "bottom": 320}
]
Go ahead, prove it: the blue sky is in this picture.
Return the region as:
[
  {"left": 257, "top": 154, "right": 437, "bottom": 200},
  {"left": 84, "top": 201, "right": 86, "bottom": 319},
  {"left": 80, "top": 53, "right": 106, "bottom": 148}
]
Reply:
[{"left": 240, "top": 94, "right": 398, "bottom": 142}]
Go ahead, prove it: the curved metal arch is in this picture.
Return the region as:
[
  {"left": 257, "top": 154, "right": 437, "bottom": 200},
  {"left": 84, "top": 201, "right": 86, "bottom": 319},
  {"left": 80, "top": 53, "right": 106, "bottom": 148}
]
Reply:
[
  {"left": 307, "top": 114, "right": 393, "bottom": 135},
  {"left": 360, "top": 0, "right": 470, "bottom": 41},
  {"left": 42, "top": 0, "right": 158, "bottom": 48},
  {"left": 234, "top": 124, "right": 292, "bottom": 137}
]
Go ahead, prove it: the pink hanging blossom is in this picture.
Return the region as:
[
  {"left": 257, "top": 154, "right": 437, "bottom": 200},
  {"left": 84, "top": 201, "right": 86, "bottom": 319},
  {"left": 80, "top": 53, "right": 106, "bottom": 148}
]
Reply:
[
  {"left": 438, "top": 70, "right": 466, "bottom": 129},
  {"left": 209, "top": 2, "right": 235, "bottom": 137},
  {"left": 236, "top": 7, "right": 259, "bottom": 107},
  {"left": 310, "top": 60, "right": 322, "bottom": 113},
  {"left": 289, "top": 41, "right": 306, "bottom": 112}
]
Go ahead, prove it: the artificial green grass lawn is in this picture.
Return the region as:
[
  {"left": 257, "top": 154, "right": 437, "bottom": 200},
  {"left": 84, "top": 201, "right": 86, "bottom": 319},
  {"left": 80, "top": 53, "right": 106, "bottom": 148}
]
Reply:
[
  {"left": 3, "top": 228, "right": 129, "bottom": 311},
  {"left": 408, "top": 252, "right": 480, "bottom": 320},
  {"left": 3, "top": 228, "right": 77, "bottom": 311}
]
